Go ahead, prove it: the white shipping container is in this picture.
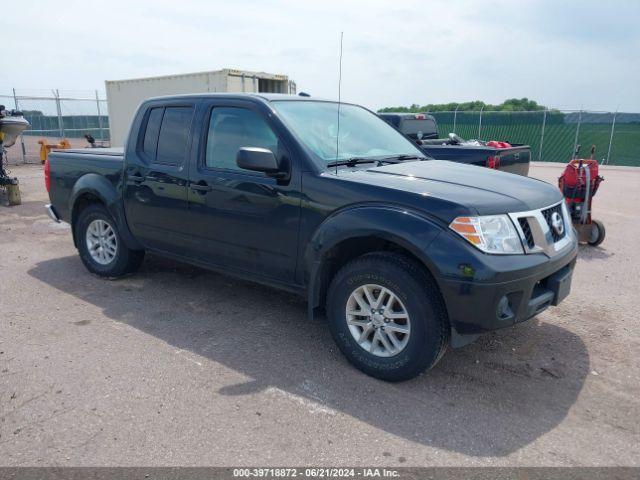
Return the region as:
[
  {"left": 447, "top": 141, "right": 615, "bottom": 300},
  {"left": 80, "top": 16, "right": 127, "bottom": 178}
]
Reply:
[{"left": 106, "top": 69, "right": 296, "bottom": 146}]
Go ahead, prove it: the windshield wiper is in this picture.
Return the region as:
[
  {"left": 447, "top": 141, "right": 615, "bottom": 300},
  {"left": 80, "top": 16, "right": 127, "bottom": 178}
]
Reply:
[
  {"left": 326, "top": 157, "right": 377, "bottom": 168},
  {"left": 379, "top": 154, "right": 425, "bottom": 161},
  {"left": 326, "top": 154, "right": 425, "bottom": 169}
]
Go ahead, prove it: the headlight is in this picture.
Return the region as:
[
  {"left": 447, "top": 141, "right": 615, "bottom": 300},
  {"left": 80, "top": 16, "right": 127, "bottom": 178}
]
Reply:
[{"left": 449, "top": 215, "right": 524, "bottom": 254}]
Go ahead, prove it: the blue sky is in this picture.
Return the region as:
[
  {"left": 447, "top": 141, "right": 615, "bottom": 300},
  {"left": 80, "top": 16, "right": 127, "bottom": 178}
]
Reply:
[{"left": 3, "top": 0, "right": 639, "bottom": 111}]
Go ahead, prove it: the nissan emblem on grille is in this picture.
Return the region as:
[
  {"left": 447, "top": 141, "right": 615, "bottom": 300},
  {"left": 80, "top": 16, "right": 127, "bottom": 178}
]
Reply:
[{"left": 551, "top": 211, "right": 565, "bottom": 237}]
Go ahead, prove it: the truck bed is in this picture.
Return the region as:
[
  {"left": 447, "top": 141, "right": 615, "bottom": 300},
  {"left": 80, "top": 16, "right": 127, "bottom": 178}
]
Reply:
[
  {"left": 47, "top": 148, "right": 124, "bottom": 223},
  {"left": 377, "top": 113, "right": 531, "bottom": 176},
  {"left": 419, "top": 143, "right": 531, "bottom": 176}
]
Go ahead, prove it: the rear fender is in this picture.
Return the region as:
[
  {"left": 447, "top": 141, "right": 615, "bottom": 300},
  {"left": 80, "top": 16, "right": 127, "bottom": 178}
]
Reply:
[{"left": 69, "top": 174, "right": 142, "bottom": 250}]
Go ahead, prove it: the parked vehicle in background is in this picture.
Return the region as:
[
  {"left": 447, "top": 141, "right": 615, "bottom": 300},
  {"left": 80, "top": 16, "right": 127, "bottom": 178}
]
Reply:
[
  {"left": 45, "top": 94, "right": 576, "bottom": 381},
  {"left": 379, "top": 112, "right": 531, "bottom": 176}
]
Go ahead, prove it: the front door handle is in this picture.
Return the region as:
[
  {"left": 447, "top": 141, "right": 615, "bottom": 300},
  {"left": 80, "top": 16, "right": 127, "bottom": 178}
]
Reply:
[{"left": 190, "top": 182, "right": 212, "bottom": 193}]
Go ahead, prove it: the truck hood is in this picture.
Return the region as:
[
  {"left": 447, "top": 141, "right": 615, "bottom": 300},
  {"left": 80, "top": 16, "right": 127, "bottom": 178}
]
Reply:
[{"left": 338, "top": 160, "right": 562, "bottom": 216}]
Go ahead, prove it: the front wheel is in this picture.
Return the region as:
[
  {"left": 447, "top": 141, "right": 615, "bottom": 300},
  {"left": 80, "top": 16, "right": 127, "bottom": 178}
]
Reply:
[
  {"left": 326, "top": 252, "right": 449, "bottom": 381},
  {"left": 75, "top": 204, "right": 144, "bottom": 278}
]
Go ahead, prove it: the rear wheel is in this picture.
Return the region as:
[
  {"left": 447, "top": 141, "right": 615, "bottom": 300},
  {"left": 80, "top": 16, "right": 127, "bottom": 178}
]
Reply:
[
  {"left": 75, "top": 204, "right": 144, "bottom": 277},
  {"left": 326, "top": 252, "right": 448, "bottom": 381},
  {"left": 588, "top": 219, "right": 606, "bottom": 246}
]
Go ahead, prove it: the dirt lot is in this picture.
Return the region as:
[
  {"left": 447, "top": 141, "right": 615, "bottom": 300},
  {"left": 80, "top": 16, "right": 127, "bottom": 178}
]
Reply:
[{"left": 0, "top": 163, "right": 638, "bottom": 466}]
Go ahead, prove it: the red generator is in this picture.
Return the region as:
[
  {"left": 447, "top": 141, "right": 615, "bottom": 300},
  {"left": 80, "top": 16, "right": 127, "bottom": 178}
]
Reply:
[{"left": 558, "top": 145, "right": 605, "bottom": 246}]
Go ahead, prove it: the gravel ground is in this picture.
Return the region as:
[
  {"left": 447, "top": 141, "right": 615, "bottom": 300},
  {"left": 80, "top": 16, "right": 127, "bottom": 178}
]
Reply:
[{"left": 0, "top": 162, "right": 638, "bottom": 466}]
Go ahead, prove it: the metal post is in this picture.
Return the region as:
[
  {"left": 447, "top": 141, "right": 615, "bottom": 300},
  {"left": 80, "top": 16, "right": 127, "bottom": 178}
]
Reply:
[
  {"left": 13, "top": 88, "right": 26, "bottom": 163},
  {"left": 95, "top": 90, "right": 104, "bottom": 141},
  {"left": 54, "top": 89, "right": 64, "bottom": 138},
  {"left": 478, "top": 106, "right": 484, "bottom": 139},
  {"left": 453, "top": 106, "right": 458, "bottom": 133},
  {"left": 572, "top": 110, "right": 582, "bottom": 156},
  {"left": 606, "top": 111, "right": 617, "bottom": 165},
  {"left": 538, "top": 108, "right": 547, "bottom": 162}
]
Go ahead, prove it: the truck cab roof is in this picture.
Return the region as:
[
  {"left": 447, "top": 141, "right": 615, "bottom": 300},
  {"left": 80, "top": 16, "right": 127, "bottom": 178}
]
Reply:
[
  {"left": 378, "top": 111, "right": 436, "bottom": 119},
  {"left": 143, "top": 92, "right": 337, "bottom": 104},
  {"left": 378, "top": 112, "right": 439, "bottom": 139},
  {"left": 378, "top": 112, "right": 437, "bottom": 126}
]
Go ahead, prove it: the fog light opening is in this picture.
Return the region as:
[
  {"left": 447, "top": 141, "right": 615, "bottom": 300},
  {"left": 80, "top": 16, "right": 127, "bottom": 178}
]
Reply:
[{"left": 497, "top": 295, "right": 514, "bottom": 320}]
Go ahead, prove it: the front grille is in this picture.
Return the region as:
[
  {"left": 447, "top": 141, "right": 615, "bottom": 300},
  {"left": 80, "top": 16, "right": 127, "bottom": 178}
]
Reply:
[
  {"left": 511, "top": 202, "right": 573, "bottom": 256},
  {"left": 518, "top": 218, "right": 535, "bottom": 248},
  {"left": 541, "top": 204, "right": 566, "bottom": 242}
]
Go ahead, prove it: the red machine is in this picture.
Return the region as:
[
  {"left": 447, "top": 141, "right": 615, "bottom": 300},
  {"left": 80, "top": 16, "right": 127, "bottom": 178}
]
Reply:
[
  {"left": 486, "top": 140, "right": 512, "bottom": 149},
  {"left": 558, "top": 145, "right": 605, "bottom": 246}
]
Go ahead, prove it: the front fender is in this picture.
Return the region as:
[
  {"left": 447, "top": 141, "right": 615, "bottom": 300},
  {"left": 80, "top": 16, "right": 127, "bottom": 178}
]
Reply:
[
  {"left": 304, "top": 204, "right": 445, "bottom": 317},
  {"left": 69, "top": 174, "right": 142, "bottom": 250}
]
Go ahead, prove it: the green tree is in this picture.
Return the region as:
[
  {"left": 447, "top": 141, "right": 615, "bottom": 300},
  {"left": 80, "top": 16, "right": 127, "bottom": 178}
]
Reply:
[{"left": 378, "top": 98, "right": 548, "bottom": 113}]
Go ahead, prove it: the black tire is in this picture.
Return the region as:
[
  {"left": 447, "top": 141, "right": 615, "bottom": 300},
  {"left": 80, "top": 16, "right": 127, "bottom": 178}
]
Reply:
[
  {"left": 75, "top": 203, "right": 144, "bottom": 278},
  {"left": 326, "top": 252, "right": 449, "bottom": 382},
  {"left": 588, "top": 219, "right": 606, "bottom": 246}
]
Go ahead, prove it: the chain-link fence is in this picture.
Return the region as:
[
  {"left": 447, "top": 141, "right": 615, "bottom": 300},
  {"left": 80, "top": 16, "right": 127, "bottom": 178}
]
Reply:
[
  {"left": 3, "top": 89, "right": 639, "bottom": 167},
  {"left": 1, "top": 89, "right": 109, "bottom": 165},
  {"left": 429, "top": 109, "right": 639, "bottom": 166}
]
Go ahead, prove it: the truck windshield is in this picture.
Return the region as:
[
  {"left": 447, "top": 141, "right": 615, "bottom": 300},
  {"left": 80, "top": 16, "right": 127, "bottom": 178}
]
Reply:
[{"left": 271, "top": 101, "right": 424, "bottom": 165}]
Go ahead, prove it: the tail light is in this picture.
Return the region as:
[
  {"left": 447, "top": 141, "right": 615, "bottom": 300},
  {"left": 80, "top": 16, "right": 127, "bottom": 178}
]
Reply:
[
  {"left": 44, "top": 157, "right": 51, "bottom": 192},
  {"left": 486, "top": 155, "right": 501, "bottom": 169}
]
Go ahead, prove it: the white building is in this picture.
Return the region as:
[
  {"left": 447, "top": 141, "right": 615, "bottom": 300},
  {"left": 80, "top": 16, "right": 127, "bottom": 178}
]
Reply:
[{"left": 106, "top": 69, "right": 296, "bottom": 146}]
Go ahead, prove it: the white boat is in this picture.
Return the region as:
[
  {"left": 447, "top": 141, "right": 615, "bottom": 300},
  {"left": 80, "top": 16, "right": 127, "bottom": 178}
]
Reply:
[{"left": 0, "top": 110, "right": 29, "bottom": 147}]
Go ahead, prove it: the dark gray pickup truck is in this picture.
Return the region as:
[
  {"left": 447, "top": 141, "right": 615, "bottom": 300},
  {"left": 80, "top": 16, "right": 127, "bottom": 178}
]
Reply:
[
  {"left": 45, "top": 93, "right": 577, "bottom": 381},
  {"left": 379, "top": 112, "right": 531, "bottom": 176}
]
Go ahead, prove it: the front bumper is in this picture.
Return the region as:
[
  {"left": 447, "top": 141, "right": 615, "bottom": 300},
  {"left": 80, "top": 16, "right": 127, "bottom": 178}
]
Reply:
[{"left": 436, "top": 233, "right": 578, "bottom": 336}]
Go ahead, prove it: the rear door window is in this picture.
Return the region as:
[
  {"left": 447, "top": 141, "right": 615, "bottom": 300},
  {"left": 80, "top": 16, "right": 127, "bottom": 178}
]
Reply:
[
  {"left": 142, "top": 107, "right": 164, "bottom": 159},
  {"left": 139, "top": 105, "right": 194, "bottom": 166},
  {"left": 156, "top": 107, "right": 194, "bottom": 166}
]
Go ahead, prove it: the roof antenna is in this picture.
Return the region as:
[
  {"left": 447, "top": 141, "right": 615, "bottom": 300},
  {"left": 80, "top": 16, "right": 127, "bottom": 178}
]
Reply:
[{"left": 335, "top": 31, "right": 344, "bottom": 175}]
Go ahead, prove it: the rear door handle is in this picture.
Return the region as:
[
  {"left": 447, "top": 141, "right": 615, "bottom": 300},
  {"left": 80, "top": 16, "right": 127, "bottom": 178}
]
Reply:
[
  {"left": 128, "top": 174, "right": 144, "bottom": 183},
  {"left": 190, "top": 183, "right": 212, "bottom": 193}
]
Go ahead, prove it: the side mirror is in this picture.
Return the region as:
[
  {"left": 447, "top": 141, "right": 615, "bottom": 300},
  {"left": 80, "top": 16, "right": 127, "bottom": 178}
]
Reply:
[{"left": 236, "top": 147, "right": 279, "bottom": 174}]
